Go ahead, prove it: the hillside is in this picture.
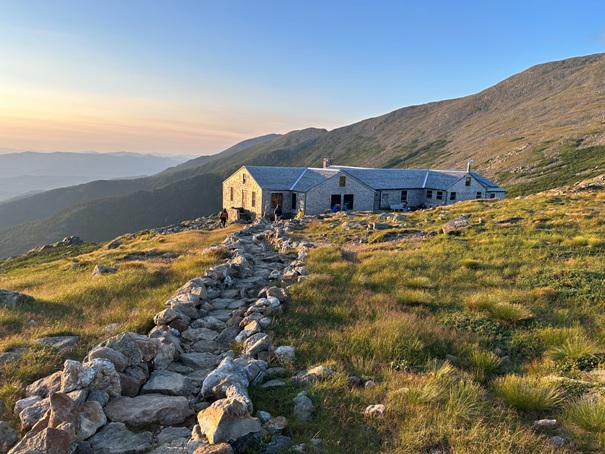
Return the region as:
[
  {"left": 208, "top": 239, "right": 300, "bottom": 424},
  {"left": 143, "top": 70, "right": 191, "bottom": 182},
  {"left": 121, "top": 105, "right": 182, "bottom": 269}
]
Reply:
[
  {"left": 4, "top": 181, "right": 605, "bottom": 451},
  {"left": 1, "top": 53, "right": 605, "bottom": 257}
]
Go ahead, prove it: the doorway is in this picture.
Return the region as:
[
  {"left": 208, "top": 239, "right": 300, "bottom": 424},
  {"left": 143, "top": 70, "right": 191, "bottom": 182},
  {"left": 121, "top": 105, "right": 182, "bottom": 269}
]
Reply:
[{"left": 330, "top": 194, "right": 342, "bottom": 210}]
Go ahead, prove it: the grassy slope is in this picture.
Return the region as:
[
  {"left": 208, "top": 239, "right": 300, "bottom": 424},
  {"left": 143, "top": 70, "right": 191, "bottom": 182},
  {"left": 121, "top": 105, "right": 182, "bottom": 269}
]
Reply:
[
  {"left": 251, "top": 182, "right": 605, "bottom": 453},
  {"left": 0, "top": 225, "right": 236, "bottom": 427}
]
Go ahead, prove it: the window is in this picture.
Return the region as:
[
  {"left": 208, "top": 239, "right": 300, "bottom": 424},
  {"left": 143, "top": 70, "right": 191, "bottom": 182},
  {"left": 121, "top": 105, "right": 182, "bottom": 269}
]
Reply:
[
  {"left": 476, "top": 192, "right": 482, "bottom": 199},
  {"left": 243, "top": 173, "right": 247, "bottom": 184},
  {"left": 449, "top": 192, "right": 456, "bottom": 201},
  {"left": 230, "top": 187, "right": 234, "bottom": 202},
  {"left": 401, "top": 190, "right": 407, "bottom": 203},
  {"left": 426, "top": 190, "right": 433, "bottom": 199},
  {"left": 489, "top": 193, "right": 496, "bottom": 199},
  {"left": 251, "top": 191, "right": 256, "bottom": 207},
  {"left": 465, "top": 176, "right": 471, "bottom": 186},
  {"left": 291, "top": 193, "right": 297, "bottom": 209},
  {"left": 436, "top": 191, "right": 443, "bottom": 200},
  {"left": 339, "top": 176, "right": 346, "bottom": 187}
]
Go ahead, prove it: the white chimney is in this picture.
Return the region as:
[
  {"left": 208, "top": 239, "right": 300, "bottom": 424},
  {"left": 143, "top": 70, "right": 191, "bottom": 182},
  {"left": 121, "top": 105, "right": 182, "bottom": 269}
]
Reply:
[{"left": 467, "top": 160, "right": 474, "bottom": 172}]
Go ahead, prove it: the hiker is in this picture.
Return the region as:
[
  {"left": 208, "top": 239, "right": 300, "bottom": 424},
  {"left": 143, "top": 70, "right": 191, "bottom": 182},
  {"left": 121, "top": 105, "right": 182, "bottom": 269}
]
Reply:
[
  {"left": 296, "top": 208, "right": 304, "bottom": 219},
  {"left": 219, "top": 208, "right": 228, "bottom": 227},
  {"left": 274, "top": 205, "right": 282, "bottom": 222},
  {"left": 332, "top": 203, "right": 341, "bottom": 213},
  {"left": 342, "top": 203, "right": 348, "bottom": 212}
]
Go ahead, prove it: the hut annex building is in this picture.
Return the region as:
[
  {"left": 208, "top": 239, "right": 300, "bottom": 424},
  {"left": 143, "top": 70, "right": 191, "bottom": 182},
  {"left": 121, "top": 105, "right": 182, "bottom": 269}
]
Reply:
[{"left": 222, "top": 161, "right": 505, "bottom": 218}]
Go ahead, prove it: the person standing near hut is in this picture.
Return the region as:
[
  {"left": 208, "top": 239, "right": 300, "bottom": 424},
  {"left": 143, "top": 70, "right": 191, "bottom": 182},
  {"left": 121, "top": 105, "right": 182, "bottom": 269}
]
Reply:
[
  {"left": 274, "top": 205, "right": 282, "bottom": 222},
  {"left": 219, "top": 208, "right": 228, "bottom": 227}
]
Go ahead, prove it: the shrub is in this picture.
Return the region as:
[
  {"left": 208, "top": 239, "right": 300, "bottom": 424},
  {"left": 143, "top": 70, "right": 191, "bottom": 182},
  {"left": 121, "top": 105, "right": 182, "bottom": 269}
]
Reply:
[
  {"left": 564, "top": 396, "right": 605, "bottom": 432},
  {"left": 467, "top": 348, "right": 501, "bottom": 382},
  {"left": 493, "top": 375, "right": 562, "bottom": 412},
  {"left": 489, "top": 302, "right": 534, "bottom": 323},
  {"left": 548, "top": 336, "right": 601, "bottom": 364}
]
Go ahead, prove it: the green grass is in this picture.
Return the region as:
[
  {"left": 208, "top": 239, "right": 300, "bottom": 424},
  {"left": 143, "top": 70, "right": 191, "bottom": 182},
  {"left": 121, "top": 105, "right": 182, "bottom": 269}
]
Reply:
[
  {"left": 0, "top": 225, "right": 238, "bottom": 426},
  {"left": 493, "top": 375, "right": 562, "bottom": 412}
]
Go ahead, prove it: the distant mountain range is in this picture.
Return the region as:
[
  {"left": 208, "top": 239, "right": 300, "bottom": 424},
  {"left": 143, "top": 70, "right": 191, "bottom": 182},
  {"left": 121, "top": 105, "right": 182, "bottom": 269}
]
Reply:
[
  {"left": 0, "top": 151, "right": 192, "bottom": 202},
  {"left": 1, "top": 53, "right": 605, "bottom": 258}
]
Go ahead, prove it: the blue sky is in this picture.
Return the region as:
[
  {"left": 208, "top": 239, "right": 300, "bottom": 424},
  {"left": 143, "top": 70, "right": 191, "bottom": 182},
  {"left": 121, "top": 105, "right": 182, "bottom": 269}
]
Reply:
[{"left": 1, "top": 1, "right": 604, "bottom": 155}]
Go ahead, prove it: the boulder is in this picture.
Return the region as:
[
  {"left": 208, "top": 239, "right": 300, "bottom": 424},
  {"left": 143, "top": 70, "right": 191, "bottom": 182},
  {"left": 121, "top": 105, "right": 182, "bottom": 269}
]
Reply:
[
  {"left": 179, "top": 352, "right": 222, "bottom": 370},
  {"left": 76, "top": 401, "right": 107, "bottom": 441},
  {"left": 193, "top": 443, "right": 234, "bottom": 454},
  {"left": 201, "top": 357, "right": 249, "bottom": 400},
  {"left": 293, "top": 391, "right": 314, "bottom": 421},
  {"left": 87, "top": 347, "right": 129, "bottom": 372},
  {"left": 273, "top": 346, "right": 295, "bottom": 365},
  {"left": 104, "top": 394, "right": 193, "bottom": 427},
  {"left": 364, "top": 404, "right": 386, "bottom": 418},
  {"left": 141, "top": 370, "right": 194, "bottom": 396},
  {"left": 197, "top": 398, "right": 261, "bottom": 444},
  {"left": 442, "top": 218, "right": 470, "bottom": 234},
  {"left": 243, "top": 333, "right": 272, "bottom": 356},
  {"left": 88, "top": 422, "right": 152, "bottom": 453},
  {"left": 100, "top": 332, "right": 144, "bottom": 367},
  {"left": 0, "top": 289, "right": 34, "bottom": 308},
  {"left": 0, "top": 421, "right": 18, "bottom": 453},
  {"left": 37, "top": 336, "right": 79, "bottom": 353},
  {"left": 19, "top": 397, "right": 50, "bottom": 430},
  {"left": 92, "top": 265, "right": 117, "bottom": 277},
  {"left": 8, "top": 427, "right": 72, "bottom": 454}
]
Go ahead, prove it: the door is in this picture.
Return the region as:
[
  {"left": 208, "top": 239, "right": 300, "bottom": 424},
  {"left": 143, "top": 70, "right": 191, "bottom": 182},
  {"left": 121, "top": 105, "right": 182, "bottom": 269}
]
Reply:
[
  {"left": 241, "top": 190, "right": 247, "bottom": 209},
  {"left": 330, "top": 194, "right": 342, "bottom": 210},
  {"left": 343, "top": 194, "right": 354, "bottom": 210},
  {"left": 271, "top": 193, "right": 283, "bottom": 208}
]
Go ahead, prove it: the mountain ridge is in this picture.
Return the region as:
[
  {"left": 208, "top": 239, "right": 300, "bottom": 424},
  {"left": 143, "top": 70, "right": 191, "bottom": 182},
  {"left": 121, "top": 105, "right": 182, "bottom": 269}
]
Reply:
[{"left": 1, "top": 53, "right": 605, "bottom": 257}]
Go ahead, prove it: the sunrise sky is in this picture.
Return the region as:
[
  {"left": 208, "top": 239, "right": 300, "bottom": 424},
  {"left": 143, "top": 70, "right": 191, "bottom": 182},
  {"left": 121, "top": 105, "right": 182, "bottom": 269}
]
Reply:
[{"left": 1, "top": 1, "right": 604, "bottom": 156}]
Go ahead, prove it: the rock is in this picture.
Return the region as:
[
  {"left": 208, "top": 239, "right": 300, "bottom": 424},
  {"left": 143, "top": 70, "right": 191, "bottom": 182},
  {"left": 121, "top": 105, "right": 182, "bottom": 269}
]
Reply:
[
  {"left": 128, "top": 333, "right": 162, "bottom": 362},
  {"left": 260, "top": 379, "right": 286, "bottom": 389},
  {"left": 118, "top": 372, "right": 143, "bottom": 397},
  {"left": 182, "top": 327, "right": 220, "bottom": 344},
  {"left": 442, "top": 218, "right": 470, "bottom": 234},
  {"left": 260, "top": 434, "right": 293, "bottom": 454},
  {"left": 256, "top": 410, "right": 272, "bottom": 424},
  {"left": 243, "top": 333, "right": 272, "bottom": 356},
  {"left": 293, "top": 391, "right": 314, "bottom": 421},
  {"left": 37, "top": 336, "right": 80, "bottom": 353},
  {"left": 548, "top": 436, "right": 567, "bottom": 448},
  {"left": 534, "top": 419, "right": 557, "bottom": 429},
  {"left": 0, "top": 421, "right": 18, "bottom": 453},
  {"left": 8, "top": 427, "right": 73, "bottom": 454},
  {"left": 19, "top": 397, "right": 50, "bottom": 430},
  {"left": 77, "top": 401, "right": 107, "bottom": 441},
  {"left": 100, "top": 332, "right": 144, "bottom": 367},
  {"left": 141, "top": 370, "right": 194, "bottom": 396},
  {"left": 264, "top": 416, "right": 288, "bottom": 434},
  {"left": 364, "top": 404, "right": 386, "bottom": 418},
  {"left": 364, "top": 380, "right": 376, "bottom": 388},
  {"left": 157, "top": 426, "right": 192, "bottom": 445},
  {"left": 201, "top": 357, "right": 249, "bottom": 400},
  {"left": 154, "top": 342, "right": 178, "bottom": 369},
  {"left": 87, "top": 389, "right": 110, "bottom": 407},
  {"left": 347, "top": 376, "right": 362, "bottom": 388},
  {"left": 67, "top": 389, "right": 89, "bottom": 405},
  {"left": 48, "top": 392, "right": 78, "bottom": 430},
  {"left": 0, "top": 348, "right": 27, "bottom": 363},
  {"left": 193, "top": 316, "right": 226, "bottom": 332},
  {"left": 61, "top": 360, "right": 95, "bottom": 393},
  {"left": 104, "top": 394, "right": 194, "bottom": 427},
  {"left": 179, "top": 352, "right": 222, "bottom": 370},
  {"left": 0, "top": 289, "right": 34, "bottom": 308},
  {"left": 88, "top": 422, "right": 152, "bottom": 453},
  {"left": 87, "top": 358, "right": 122, "bottom": 397},
  {"left": 197, "top": 397, "right": 261, "bottom": 444},
  {"left": 193, "top": 443, "right": 234, "bottom": 454},
  {"left": 14, "top": 395, "right": 42, "bottom": 416},
  {"left": 306, "top": 365, "right": 335, "bottom": 379},
  {"left": 87, "top": 347, "right": 129, "bottom": 372},
  {"left": 92, "top": 265, "right": 117, "bottom": 277},
  {"left": 106, "top": 239, "right": 122, "bottom": 249}
]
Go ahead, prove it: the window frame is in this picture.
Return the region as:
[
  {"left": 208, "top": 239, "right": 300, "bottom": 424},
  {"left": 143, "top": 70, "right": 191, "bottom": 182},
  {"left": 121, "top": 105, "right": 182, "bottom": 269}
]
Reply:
[
  {"left": 465, "top": 176, "right": 471, "bottom": 186},
  {"left": 449, "top": 192, "right": 456, "bottom": 201},
  {"left": 339, "top": 176, "right": 346, "bottom": 187},
  {"left": 426, "top": 190, "right": 433, "bottom": 199},
  {"left": 436, "top": 191, "right": 443, "bottom": 200}
]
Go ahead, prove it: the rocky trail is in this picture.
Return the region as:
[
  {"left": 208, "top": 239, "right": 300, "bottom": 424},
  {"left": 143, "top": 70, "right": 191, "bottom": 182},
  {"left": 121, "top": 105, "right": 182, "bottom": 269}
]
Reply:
[{"left": 3, "top": 218, "right": 326, "bottom": 454}]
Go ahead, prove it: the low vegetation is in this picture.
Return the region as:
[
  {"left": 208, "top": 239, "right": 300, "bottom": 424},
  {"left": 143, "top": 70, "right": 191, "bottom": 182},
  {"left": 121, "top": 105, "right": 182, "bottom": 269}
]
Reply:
[
  {"left": 0, "top": 225, "right": 237, "bottom": 428},
  {"left": 4, "top": 180, "right": 605, "bottom": 452}
]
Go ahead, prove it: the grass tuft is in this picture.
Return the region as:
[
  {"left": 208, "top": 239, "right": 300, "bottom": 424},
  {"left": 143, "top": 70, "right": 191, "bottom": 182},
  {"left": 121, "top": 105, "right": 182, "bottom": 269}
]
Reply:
[{"left": 493, "top": 375, "right": 562, "bottom": 412}]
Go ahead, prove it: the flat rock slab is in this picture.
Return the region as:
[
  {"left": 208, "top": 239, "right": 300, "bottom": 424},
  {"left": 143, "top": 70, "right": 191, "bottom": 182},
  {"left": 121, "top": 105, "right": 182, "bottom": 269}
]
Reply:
[
  {"left": 209, "top": 299, "right": 235, "bottom": 310},
  {"left": 141, "top": 370, "right": 194, "bottom": 396},
  {"left": 37, "top": 336, "right": 80, "bottom": 353},
  {"left": 179, "top": 352, "right": 222, "bottom": 370},
  {"left": 104, "top": 394, "right": 194, "bottom": 427},
  {"left": 88, "top": 422, "right": 152, "bottom": 454},
  {"left": 208, "top": 310, "right": 233, "bottom": 322}
]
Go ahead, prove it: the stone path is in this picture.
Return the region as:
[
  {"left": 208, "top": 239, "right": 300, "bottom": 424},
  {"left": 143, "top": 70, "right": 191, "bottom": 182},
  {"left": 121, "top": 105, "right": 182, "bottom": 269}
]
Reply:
[{"left": 8, "top": 218, "right": 317, "bottom": 454}]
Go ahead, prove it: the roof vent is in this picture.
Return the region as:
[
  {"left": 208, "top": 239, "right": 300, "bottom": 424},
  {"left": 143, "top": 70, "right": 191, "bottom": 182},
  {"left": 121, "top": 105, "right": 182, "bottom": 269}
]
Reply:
[
  {"left": 323, "top": 158, "right": 333, "bottom": 168},
  {"left": 467, "top": 160, "right": 474, "bottom": 172}
]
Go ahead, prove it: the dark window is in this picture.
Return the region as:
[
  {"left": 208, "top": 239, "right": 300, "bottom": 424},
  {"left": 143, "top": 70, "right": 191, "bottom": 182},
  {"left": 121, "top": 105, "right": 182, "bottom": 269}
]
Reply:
[
  {"left": 489, "top": 193, "right": 496, "bottom": 199},
  {"left": 476, "top": 192, "right": 482, "bottom": 199},
  {"left": 343, "top": 194, "right": 354, "bottom": 210},
  {"left": 271, "top": 193, "right": 283, "bottom": 208},
  {"left": 291, "top": 193, "right": 297, "bottom": 209},
  {"left": 339, "top": 176, "right": 346, "bottom": 187},
  {"left": 243, "top": 173, "right": 247, "bottom": 184},
  {"left": 450, "top": 192, "right": 456, "bottom": 201},
  {"left": 401, "top": 190, "right": 407, "bottom": 202},
  {"left": 436, "top": 191, "right": 443, "bottom": 200},
  {"left": 252, "top": 191, "right": 256, "bottom": 207},
  {"left": 230, "top": 187, "right": 234, "bottom": 201},
  {"left": 465, "top": 176, "right": 471, "bottom": 186},
  {"left": 426, "top": 190, "right": 433, "bottom": 199}
]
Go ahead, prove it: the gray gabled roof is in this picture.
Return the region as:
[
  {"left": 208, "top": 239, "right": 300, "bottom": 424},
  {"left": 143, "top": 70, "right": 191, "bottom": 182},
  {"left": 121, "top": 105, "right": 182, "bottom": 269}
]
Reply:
[
  {"left": 333, "top": 166, "right": 505, "bottom": 192},
  {"left": 242, "top": 165, "right": 505, "bottom": 193},
  {"left": 244, "top": 166, "right": 307, "bottom": 191}
]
